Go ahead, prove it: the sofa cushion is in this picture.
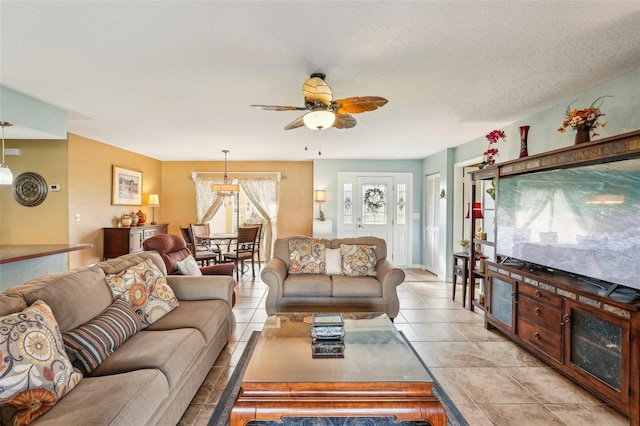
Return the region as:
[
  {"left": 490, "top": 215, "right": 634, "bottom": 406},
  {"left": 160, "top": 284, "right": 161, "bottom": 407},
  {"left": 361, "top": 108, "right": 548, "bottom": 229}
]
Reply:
[
  {"left": 0, "top": 293, "right": 27, "bottom": 316},
  {"left": 283, "top": 274, "right": 332, "bottom": 297},
  {"left": 0, "top": 300, "right": 83, "bottom": 425},
  {"left": 340, "top": 244, "right": 377, "bottom": 277},
  {"left": 62, "top": 299, "right": 143, "bottom": 374},
  {"left": 332, "top": 275, "right": 383, "bottom": 297},
  {"left": 288, "top": 238, "right": 326, "bottom": 274},
  {"left": 89, "top": 328, "right": 205, "bottom": 388},
  {"left": 32, "top": 369, "right": 168, "bottom": 426},
  {"left": 104, "top": 259, "right": 179, "bottom": 328},
  {"left": 325, "top": 248, "right": 342, "bottom": 275},
  {"left": 6, "top": 267, "right": 112, "bottom": 332},
  {"left": 176, "top": 255, "right": 203, "bottom": 276},
  {"left": 145, "top": 299, "right": 230, "bottom": 345}
]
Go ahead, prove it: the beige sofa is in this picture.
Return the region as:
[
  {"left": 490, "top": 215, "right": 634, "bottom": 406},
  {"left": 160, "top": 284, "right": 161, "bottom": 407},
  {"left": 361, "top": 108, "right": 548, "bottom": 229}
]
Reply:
[
  {"left": 0, "top": 251, "right": 234, "bottom": 426},
  {"left": 261, "top": 236, "right": 405, "bottom": 319}
]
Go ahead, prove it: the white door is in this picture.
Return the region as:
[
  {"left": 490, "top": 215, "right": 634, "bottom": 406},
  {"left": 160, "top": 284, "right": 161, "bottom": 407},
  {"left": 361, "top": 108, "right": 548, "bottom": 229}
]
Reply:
[
  {"left": 355, "top": 176, "right": 394, "bottom": 258},
  {"left": 337, "top": 172, "right": 411, "bottom": 266},
  {"left": 425, "top": 173, "right": 440, "bottom": 274}
]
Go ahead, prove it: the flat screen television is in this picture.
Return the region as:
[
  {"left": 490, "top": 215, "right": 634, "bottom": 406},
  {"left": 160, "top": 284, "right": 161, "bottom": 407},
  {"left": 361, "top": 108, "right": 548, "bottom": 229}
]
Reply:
[{"left": 495, "top": 157, "right": 640, "bottom": 296}]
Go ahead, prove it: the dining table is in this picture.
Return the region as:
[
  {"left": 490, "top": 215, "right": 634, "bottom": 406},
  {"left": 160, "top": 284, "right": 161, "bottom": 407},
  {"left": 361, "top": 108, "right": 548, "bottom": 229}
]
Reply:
[{"left": 197, "top": 233, "right": 238, "bottom": 263}]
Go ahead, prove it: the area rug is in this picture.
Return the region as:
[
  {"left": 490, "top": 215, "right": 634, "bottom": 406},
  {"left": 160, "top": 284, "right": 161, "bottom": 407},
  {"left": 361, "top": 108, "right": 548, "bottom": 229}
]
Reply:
[{"left": 208, "top": 331, "right": 468, "bottom": 426}]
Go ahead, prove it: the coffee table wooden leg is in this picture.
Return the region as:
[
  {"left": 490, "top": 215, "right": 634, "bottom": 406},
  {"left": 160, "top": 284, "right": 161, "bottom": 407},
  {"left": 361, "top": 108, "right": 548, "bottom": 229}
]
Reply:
[{"left": 229, "top": 403, "right": 256, "bottom": 426}]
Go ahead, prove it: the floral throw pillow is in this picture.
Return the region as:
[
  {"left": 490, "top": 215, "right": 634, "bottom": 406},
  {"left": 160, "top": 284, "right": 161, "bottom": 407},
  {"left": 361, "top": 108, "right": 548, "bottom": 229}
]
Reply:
[
  {"left": 288, "top": 238, "right": 326, "bottom": 274},
  {"left": 340, "top": 244, "right": 378, "bottom": 277},
  {"left": 104, "top": 259, "right": 179, "bottom": 328},
  {"left": 0, "top": 300, "right": 83, "bottom": 425}
]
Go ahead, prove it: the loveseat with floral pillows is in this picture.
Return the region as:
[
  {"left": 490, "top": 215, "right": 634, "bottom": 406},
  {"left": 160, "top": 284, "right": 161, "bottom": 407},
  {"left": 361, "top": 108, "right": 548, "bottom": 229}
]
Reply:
[
  {"left": 260, "top": 236, "right": 405, "bottom": 319},
  {"left": 0, "top": 251, "right": 234, "bottom": 426}
]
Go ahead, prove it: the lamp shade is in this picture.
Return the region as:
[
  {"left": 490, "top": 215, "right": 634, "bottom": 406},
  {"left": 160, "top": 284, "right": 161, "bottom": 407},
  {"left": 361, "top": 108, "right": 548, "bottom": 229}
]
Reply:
[
  {"left": 314, "top": 190, "right": 326, "bottom": 202},
  {"left": 148, "top": 193, "right": 160, "bottom": 206},
  {"left": 0, "top": 163, "right": 13, "bottom": 185},
  {"left": 0, "top": 121, "right": 13, "bottom": 185},
  {"left": 303, "top": 109, "right": 335, "bottom": 130},
  {"left": 211, "top": 182, "right": 240, "bottom": 193},
  {"left": 465, "top": 202, "right": 483, "bottom": 219}
]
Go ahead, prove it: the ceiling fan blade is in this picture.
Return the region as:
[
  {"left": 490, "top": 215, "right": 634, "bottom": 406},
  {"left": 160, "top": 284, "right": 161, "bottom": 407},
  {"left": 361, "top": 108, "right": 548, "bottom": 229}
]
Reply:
[
  {"left": 332, "top": 96, "right": 388, "bottom": 114},
  {"left": 251, "top": 105, "right": 307, "bottom": 111},
  {"left": 302, "top": 77, "right": 333, "bottom": 106},
  {"left": 284, "top": 115, "right": 305, "bottom": 130},
  {"left": 333, "top": 114, "right": 357, "bottom": 129}
]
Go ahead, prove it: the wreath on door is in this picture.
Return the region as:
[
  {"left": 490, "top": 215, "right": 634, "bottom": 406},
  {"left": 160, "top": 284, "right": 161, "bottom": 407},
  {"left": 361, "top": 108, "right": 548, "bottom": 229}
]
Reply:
[{"left": 364, "top": 188, "right": 385, "bottom": 213}]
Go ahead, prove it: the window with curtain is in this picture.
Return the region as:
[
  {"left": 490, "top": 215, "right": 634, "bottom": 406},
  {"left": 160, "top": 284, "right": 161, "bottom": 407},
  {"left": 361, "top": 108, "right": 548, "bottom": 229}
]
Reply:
[{"left": 192, "top": 173, "right": 280, "bottom": 262}]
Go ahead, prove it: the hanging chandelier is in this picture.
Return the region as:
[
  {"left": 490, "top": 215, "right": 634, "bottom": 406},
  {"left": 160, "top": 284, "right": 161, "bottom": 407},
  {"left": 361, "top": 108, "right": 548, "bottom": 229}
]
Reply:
[
  {"left": 0, "top": 121, "right": 14, "bottom": 185},
  {"left": 211, "top": 149, "right": 239, "bottom": 196}
]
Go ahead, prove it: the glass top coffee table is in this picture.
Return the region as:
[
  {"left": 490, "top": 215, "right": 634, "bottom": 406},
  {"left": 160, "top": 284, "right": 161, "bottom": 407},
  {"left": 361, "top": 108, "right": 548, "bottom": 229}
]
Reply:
[{"left": 230, "top": 313, "right": 446, "bottom": 425}]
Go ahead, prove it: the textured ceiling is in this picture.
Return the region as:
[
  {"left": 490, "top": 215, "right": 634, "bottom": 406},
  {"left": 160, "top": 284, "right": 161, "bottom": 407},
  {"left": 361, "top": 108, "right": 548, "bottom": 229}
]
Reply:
[{"left": 2, "top": 1, "right": 640, "bottom": 161}]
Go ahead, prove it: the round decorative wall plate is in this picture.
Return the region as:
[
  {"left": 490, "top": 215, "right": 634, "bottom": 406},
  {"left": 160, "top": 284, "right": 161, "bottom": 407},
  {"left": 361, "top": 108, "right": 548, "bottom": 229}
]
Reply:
[{"left": 12, "top": 172, "right": 48, "bottom": 207}]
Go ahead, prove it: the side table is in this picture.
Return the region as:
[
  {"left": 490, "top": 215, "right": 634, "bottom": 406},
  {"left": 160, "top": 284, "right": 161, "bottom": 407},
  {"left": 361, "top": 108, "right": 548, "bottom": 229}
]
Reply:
[{"left": 452, "top": 252, "right": 469, "bottom": 308}]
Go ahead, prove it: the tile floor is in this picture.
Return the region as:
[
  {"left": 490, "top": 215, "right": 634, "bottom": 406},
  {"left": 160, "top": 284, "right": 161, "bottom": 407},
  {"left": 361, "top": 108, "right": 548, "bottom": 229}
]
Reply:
[{"left": 178, "top": 267, "right": 630, "bottom": 426}]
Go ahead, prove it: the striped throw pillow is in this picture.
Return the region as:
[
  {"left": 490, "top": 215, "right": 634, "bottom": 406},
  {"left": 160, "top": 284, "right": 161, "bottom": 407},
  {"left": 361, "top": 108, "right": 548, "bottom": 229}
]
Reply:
[{"left": 62, "top": 299, "right": 143, "bottom": 374}]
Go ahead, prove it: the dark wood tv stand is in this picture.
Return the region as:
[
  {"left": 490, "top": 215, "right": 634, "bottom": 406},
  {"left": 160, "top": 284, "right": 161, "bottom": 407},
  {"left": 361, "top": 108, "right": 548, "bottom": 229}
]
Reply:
[{"left": 469, "top": 129, "right": 640, "bottom": 423}]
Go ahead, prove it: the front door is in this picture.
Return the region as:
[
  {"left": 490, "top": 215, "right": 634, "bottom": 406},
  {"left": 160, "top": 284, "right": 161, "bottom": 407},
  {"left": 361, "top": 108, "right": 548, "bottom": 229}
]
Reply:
[{"left": 337, "top": 172, "right": 411, "bottom": 266}]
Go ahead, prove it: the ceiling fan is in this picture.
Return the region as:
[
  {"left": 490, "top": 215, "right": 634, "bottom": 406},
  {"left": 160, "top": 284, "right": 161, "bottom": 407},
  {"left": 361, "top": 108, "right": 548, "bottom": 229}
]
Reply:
[{"left": 251, "top": 73, "right": 388, "bottom": 131}]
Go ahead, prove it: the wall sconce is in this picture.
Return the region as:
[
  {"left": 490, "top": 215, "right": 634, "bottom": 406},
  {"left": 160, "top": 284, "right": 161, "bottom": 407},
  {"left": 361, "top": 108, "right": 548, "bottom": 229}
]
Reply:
[
  {"left": 148, "top": 194, "right": 160, "bottom": 225},
  {"left": 314, "top": 190, "right": 326, "bottom": 221},
  {"left": 465, "top": 202, "right": 483, "bottom": 219}
]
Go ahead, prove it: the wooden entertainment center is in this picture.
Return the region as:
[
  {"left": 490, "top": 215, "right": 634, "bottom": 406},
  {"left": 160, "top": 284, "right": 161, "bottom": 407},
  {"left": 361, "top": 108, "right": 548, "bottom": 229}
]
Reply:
[{"left": 468, "top": 129, "right": 640, "bottom": 423}]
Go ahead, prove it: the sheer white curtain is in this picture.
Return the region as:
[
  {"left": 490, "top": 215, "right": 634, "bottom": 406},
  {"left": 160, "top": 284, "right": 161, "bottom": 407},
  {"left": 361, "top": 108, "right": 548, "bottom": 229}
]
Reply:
[
  {"left": 241, "top": 178, "right": 278, "bottom": 262},
  {"left": 194, "top": 176, "right": 226, "bottom": 223},
  {"left": 192, "top": 173, "right": 279, "bottom": 261}
]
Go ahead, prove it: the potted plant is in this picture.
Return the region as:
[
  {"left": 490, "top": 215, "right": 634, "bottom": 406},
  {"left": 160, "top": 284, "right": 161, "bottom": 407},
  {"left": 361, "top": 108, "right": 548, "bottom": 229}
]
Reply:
[{"left": 458, "top": 238, "right": 470, "bottom": 253}]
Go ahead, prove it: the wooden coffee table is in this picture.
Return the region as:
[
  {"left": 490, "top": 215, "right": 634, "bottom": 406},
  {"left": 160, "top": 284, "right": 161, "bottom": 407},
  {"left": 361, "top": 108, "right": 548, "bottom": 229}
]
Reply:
[{"left": 229, "top": 313, "right": 446, "bottom": 425}]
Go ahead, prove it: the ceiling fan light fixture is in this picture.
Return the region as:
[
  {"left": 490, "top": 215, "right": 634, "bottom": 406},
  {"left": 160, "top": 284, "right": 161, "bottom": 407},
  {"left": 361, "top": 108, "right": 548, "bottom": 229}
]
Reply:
[{"left": 303, "top": 109, "right": 335, "bottom": 130}]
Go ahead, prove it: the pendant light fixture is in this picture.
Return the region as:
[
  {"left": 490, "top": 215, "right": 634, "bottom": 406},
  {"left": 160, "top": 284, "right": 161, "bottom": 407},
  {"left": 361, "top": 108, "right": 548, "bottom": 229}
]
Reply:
[
  {"left": 0, "top": 121, "right": 14, "bottom": 185},
  {"left": 211, "top": 149, "right": 239, "bottom": 196}
]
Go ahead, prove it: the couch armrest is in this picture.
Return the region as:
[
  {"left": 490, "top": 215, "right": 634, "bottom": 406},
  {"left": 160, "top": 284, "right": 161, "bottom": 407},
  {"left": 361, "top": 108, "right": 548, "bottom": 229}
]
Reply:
[
  {"left": 376, "top": 259, "right": 405, "bottom": 318},
  {"left": 260, "top": 257, "right": 287, "bottom": 315},
  {"left": 200, "top": 263, "right": 234, "bottom": 276},
  {"left": 166, "top": 275, "right": 234, "bottom": 306}
]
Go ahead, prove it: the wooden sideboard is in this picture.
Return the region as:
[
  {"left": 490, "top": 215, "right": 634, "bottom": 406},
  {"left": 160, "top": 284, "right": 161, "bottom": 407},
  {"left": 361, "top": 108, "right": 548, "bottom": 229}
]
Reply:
[
  {"left": 485, "top": 262, "right": 639, "bottom": 422},
  {"left": 103, "top": 224, "right": 168, "bottom": 259}
]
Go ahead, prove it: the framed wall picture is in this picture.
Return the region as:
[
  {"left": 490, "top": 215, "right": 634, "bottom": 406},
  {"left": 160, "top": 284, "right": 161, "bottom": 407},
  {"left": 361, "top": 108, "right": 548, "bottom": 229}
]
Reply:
[{"left": 112, "top": 165, "right": 143, "bottom": 205}]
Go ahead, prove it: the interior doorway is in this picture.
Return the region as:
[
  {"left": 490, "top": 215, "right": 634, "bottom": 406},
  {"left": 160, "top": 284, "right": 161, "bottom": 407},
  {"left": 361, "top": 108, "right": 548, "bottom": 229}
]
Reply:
[{"left": 425, "top": 173, "right": 440, "bottom": 274}]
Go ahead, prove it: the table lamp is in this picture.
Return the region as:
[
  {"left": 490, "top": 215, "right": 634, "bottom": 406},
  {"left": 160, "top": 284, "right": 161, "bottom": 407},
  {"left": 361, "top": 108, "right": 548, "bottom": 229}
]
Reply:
[
  {"left": 314, "top": 190, "right": 326, "bottom": 221},
  {"left": 148, "top": 193, "right": 160, "bottom": 225}
]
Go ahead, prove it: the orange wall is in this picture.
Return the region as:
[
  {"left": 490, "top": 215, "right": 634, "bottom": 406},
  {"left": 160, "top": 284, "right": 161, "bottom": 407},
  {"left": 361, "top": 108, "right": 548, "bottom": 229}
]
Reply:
[
  {"left": 0, "top": 139, "right": 69, "bottom": 244},
  {"left": 67, "top": 134, "right": 163, "bottom": 268},
  {"left": 161, "top": 161, "right": 313, "bottom": 238},
  {"left": 2, "top": 134, "right": 313, "bottom": 271}
]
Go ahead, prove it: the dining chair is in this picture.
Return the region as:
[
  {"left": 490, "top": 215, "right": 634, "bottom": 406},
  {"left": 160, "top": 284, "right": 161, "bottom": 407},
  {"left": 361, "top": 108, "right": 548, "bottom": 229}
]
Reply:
[
  {"left": 223, "top": 225, "right": 259, "bottom": 282},
  {"left": 243, "top": 223, "right": 262, "bottom": 268},
  {"left": 184, "top": 224, "right": 219, "bottom": 266}
]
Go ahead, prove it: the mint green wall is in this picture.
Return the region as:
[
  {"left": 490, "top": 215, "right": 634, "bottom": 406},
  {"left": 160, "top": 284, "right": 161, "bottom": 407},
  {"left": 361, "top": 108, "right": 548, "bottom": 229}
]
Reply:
[
  {"left": 0, "top": 86, "right": 67, "bottom": 138},
  {"left": 313, "top": 159, "right": 423, "bottom": 264},
  {"left": 437, "top": 68, "right": 640, "bottom": 280}
]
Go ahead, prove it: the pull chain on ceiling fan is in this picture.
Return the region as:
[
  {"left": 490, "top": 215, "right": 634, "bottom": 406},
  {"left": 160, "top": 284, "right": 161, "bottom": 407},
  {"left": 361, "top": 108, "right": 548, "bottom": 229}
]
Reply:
[{"left": 251, "top": 73, "right": 388, "bottom": 131}]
